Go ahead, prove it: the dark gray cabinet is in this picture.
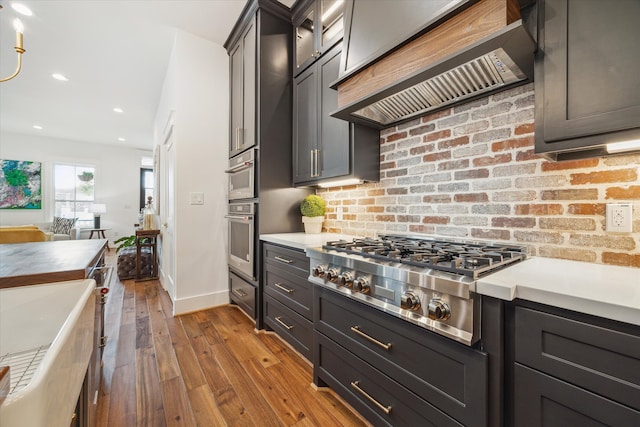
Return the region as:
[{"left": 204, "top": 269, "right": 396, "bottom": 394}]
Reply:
[
  {"left": 509, "top": 304, "right": 640, "bottom": 425},
  {"left": 293, "top": 43, "right": 379, "bottom": 186},
  {"left": 314, "top": 287, "right": 489, "bottom": 426},
  {"left": 293, "top": 0, "right": 345, "bottom": 76},
  {"left": 262, "top": 243, "right": 314, "bottom": 359},
  {"left": 225, "top": 0, "right": 312, "bottom": 323},
  {"left": 534, "top": 0, "right": 640, "bottom": 160},
  {"left": 229, "top": 19, "right": 256, "bottom": 158}
]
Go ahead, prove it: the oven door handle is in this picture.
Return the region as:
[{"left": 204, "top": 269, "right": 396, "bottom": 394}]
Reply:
[
  {"left": 224, "top": 160, "right": 254, "bottom": 174},
  {"left": 224, "top": 214, "right": 253, "bottom": 221}
]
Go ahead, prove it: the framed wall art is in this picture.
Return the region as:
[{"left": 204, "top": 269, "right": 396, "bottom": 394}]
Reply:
[{"left": 0, "top": 159, "right": 42, "bottom": 209}]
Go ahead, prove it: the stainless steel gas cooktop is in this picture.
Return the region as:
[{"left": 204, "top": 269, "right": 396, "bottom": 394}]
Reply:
[{"left": 307, "top": 234, "right": 528, "bottom": 345}]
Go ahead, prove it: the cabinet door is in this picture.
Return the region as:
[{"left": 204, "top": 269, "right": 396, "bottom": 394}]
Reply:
[
  {"left": 241, "top": 21, "right": 256, "bottom": 153},
  {"left": 514, "top": 363, "right": 640, "bottom": 426},
  {"left": 318, "top": 45, "right": 350, "bottom": 180},
  {"left": 229, "top": 41, "right": 243, "bottom": 155},
  {"left": 229, "top": 20, "right": 256, "bottom": 157},
  {"left": 537, "top": 0, "right": 640, "bottom": 147},
  {"left": 293, "top": 64, "right": 318, "bottom": 184}
]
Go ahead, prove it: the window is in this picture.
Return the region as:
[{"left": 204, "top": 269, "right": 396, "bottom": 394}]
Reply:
[
  {"left": 54, "top": 164, "right": 95, "bottom": 223},
  {"left": 140, "top": 168, "right": 154, "bottom": 210}
]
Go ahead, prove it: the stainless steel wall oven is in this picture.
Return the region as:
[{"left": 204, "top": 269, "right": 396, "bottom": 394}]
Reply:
[
  {"left": 226, "top": 149, "right": 255, "bottom": 201},
  {"left": 226, "top": 202, "right": 255, "bottom": 280}
]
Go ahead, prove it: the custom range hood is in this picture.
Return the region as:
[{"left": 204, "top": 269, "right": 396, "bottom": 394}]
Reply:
[{"left": 332, "top": 0, "right": 537, "bottom": 129}]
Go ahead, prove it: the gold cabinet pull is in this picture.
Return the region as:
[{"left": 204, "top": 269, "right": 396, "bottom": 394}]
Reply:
[
  {"left": 274, "top": 282, "right": 294, "bottom": 293},
  {"left": 232, "top": 288, "right": 247, "bottom": 298},
  {"left": 350, "top": 326, "right": 392, "bottom": 350},
  {"left": 274, "top": 255, "right": 294, "bottom": 264},
  {"left": 350, "top": 381, "right": 392, "bottom": 415},
  {"left": 274, "top": 316, "right": 294, "bottom": 330}
]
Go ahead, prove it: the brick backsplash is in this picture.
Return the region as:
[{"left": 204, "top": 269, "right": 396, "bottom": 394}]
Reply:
[{"left": 318, "top": 83, "right": 640, "bottom": 268}]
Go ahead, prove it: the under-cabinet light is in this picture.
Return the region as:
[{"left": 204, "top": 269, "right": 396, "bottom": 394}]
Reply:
[
  {"left": 606, "top": 139, "right": 640, "bottom": 154},
  {"left": 317, "top": 178, "right": 363, "bottom": 188}
]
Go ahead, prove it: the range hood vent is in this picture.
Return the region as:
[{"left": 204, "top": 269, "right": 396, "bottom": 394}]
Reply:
[{"left": 332, "top": 20, "right": 536, "bottom": 129}]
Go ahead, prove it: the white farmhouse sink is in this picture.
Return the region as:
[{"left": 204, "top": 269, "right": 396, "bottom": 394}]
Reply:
[{"left": 0, "top": 279, "right": 95, "bottom": 427}]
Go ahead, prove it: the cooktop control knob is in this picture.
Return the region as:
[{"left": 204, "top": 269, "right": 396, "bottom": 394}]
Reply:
[
  {"left": 353, "top": 276, "right": 370, "bottom": 294},
  {"left": 401, "top": 292, "right": 421, "bottom": 311},
  {"left": 326, "top": 268, "right": 340, "bottom": 282},
  {"left": 338, "top": 272, "right": 354, "bottom": 288},
  {"left": 312, "top": 265, "right": 326, "bottom": 278},
  {"left": 427, "top": 298, "right": 451, "bottom": 321}
]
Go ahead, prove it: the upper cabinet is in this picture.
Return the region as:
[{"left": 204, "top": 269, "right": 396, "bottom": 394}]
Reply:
[
  {"left": 534, "top": 0, "right": 640, "bottom": 160},
  {"left": 293, "top": 43, "right": 379, "bottom": 186},
  {"left": 293, "top": 0, "right": 345, "bottom": 76},
  {"left": 229, "top": 19, "right": 256, "bottom": 158}
]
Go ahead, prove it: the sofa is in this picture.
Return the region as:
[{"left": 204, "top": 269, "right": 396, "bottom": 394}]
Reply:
[
  {"left": 36, "top": 220, "right": 80, "bottom": 241},
  {"left": 0, "top": 225, "right": 53, "bottom": 243}
]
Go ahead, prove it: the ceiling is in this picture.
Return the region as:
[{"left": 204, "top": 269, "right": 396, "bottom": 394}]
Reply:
[{"left": 0, "top": 0, "right": 293, "bottom": 151}]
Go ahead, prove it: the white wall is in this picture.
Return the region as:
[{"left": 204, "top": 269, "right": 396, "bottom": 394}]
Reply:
[
  {"left": 0, "top": 132, "right": 149, "bottom": 242},
  {"left": 154, "top": 30, "right": 229, "bottom": 314}
]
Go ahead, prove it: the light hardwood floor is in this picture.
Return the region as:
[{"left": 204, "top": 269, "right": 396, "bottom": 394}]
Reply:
[{"left": 96, "top": 253, "right": 369, "bottom": 426}]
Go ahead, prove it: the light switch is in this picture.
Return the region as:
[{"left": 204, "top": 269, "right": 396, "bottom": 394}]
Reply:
[{"left": 190, "top": 192, "right": 204, "bottom": 205}]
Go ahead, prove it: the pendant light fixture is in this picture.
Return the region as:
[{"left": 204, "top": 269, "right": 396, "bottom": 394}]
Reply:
[{"left": 0, "top": 5, "right": 26, "bottom": 83}]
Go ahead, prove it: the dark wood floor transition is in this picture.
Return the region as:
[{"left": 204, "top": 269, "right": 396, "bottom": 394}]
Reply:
[{"left": 96, "top": 253, "right": 369, "bottom": 426}]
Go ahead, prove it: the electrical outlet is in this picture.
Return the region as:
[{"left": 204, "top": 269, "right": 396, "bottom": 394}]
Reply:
[{"left": 606, "top": 203, "right": 633, "bottom": 233}]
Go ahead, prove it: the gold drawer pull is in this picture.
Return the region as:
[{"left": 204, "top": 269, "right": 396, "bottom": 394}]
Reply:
[
  {"left": 274, "top": 255, "right": 294, "bottom": 264},
  {"left": 275, "top": 316, "right": 294, "bottom": 330},
  {"left": 350, "top": 381, "right": 392, "bottom": 415},
  {"left": 232, "top": 289, "right": 247, "bottom": 298},
  {"left": 350, "top": 326, "right": 392, "bottom": 350},
  {"left": 274, "top": 282, "right": 294, "bottom": 293}
]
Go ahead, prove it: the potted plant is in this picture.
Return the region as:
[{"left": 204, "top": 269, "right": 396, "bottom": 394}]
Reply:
[{"left": 300, "top": 194, "right": 326, "bottom": 234}]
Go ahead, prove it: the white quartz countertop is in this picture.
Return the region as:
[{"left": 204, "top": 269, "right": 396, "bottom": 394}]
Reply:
[
  {"left": 477, "top": 257, "right": 640, "bottom": 326},
  {"left": 260, "top": 232, "right": 355, "bottom": 251}
]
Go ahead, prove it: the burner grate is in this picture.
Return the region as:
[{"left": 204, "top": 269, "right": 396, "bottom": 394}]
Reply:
[{"left": 323, "top": 236, "right": 527, "bottom": 278}]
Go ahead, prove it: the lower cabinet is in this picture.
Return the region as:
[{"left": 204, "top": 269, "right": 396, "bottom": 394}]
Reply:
[
  {"left": 262, "top": 242, "right": 314, "bottom": 359},
  {"left": 230, "top": 271, "right": 257, "bottom": 319},
  {"left": 509, "top": 303, "right": 640, "bottom": 426},
  {"left": 314, "top": 286, "right": 488, "bottom": 427}
]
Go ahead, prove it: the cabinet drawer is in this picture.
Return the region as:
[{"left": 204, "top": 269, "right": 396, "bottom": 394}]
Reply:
[
  {"left": 263, "top": 243, "right": 309, "bottom": 278},
  {"left": 316, "top": 332, "right": 461, "bottom": 427},
  {"left": 229, "top": 271, "right": 256, "bottom": 319},
  {"left": 264, "top": 295, "right": 313, "bottom": 360},
  {"left": 264, "top": 264, "right": 313, "bottom": 320},
  {"left": 514, "top": 363, "right": 640, "bottom": 426},
  {"left": 315, "top": 287, "right": 487, "bottom": 426},
  {"left": 515, "top": 306, "right": 640, "bottom": 411}
]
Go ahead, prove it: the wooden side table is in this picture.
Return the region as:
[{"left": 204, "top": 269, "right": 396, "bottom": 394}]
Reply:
[
  {"left": 135, "top": 229, "right": 160, "bottom": 281},
  {"left": 87, "top": 228, "right": 111, "bottom": 249}
]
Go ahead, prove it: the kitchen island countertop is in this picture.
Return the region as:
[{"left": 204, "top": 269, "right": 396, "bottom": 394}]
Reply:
[
  {"left": 0, "top": 239, "right": 108, "bottom": 288},
  {"left": 477, "top": 256, "right": 640, "bottom": 326},
  {"left": 260, "top": 232, "right": 356, "bottom": 251}
]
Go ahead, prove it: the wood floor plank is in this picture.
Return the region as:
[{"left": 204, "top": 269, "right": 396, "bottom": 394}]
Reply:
[
  {"left": 135, "top": 347, "right": 166, "bottom": 427},
  {"left": 154, "top": 334, "right": 182, "bottom": 382},
  {"left": 136, "top": 315, "right": 152, "bottom": 349},
  {"left": 207, "top": 333, "right": 283, "bottom": 427},
  {"left": 160, "top": 376, "right": 197, "bottom": 427},
  {"left": 134, "top": 282, "right": 150, "bottom": 319},
  {"left": 173, "top": 343, "right": 207, "bottom": 391},
  {"left": 108, "top": 363, "right": 137, "bottom": 427},
  {"left": 187, "top": 384, "right": 228, "bottom": 427},
  {"left": 243, "top": 355, "right": 308, "bottom": 426}
]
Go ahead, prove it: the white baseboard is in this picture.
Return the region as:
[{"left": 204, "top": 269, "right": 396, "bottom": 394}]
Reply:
[{"left": 173, "top": 289, "right": 230, "bottom": 315}]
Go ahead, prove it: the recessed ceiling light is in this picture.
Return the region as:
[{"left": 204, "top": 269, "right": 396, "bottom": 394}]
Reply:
[
  {"left": 52, "top": 73, "right": 68, "bottom": 81},
  {"left": 11, "top": 3, "right": 33, "bottom": 16},
  {"left": 33, "top": 125, "right": 43, "bottom": 130},
  {"left": 113, "top": 107, "right": 124, "bottom": 113},
  {"left": 118, "top": 137, "right": 126, "bottom": 142}
]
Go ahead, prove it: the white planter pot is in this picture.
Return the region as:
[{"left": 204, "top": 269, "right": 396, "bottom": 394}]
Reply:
[{"left": 302, "top": 216, "right": 324, "bottom": 234}]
